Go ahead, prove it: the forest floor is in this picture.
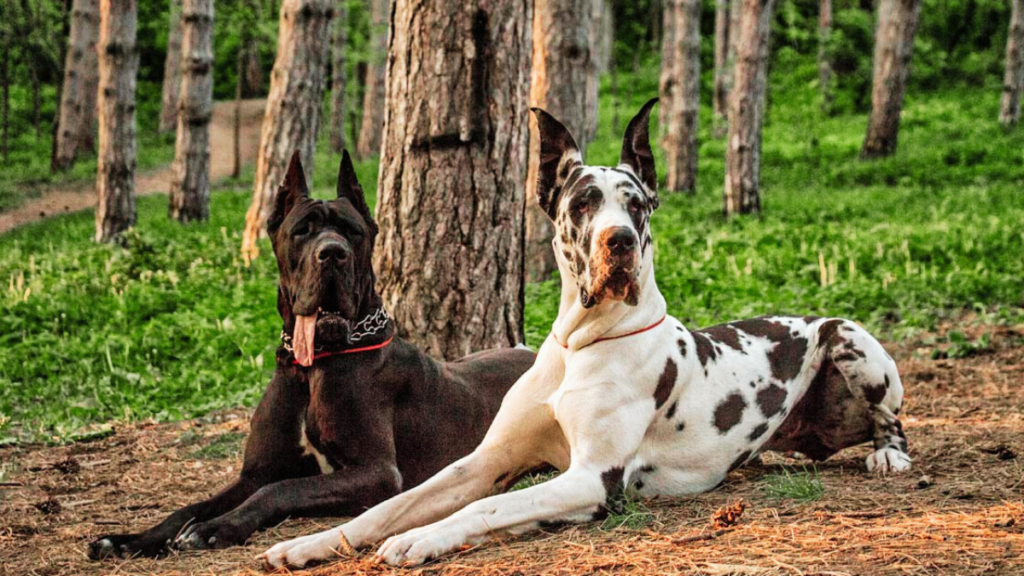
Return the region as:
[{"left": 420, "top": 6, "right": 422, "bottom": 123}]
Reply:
[
  {"left": 0, "top": 99, "right": 266, "bottom": 235},
  {"left": 1, "top": 319, "right": 1022, "bottom": 576}
]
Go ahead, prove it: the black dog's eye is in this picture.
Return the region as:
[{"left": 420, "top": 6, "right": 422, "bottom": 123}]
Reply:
[{"left": 293, "top": 222, "right": 311, "bottom": 237}]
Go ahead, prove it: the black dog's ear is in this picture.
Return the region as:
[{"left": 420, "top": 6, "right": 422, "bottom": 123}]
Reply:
[
  {"left": 268, "top": 151, "right": 309, "bottom": 234},
  {"left": 619, "top": 98, "right": 659, "bottom": 209},
  {"left": 337, "top": 150, "right": 378, "bottom": 234},
  {"left": 531, "top": 107, "right": 583, "bottom": 219}
]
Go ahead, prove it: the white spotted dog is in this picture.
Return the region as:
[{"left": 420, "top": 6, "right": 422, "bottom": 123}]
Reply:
[{"left": 261, "top": 99, "right": 911, "bottom": 569}]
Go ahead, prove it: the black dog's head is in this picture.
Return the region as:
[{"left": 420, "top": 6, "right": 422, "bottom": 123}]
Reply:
[
  {"left": 531, "top": 98, "right": 660, "bottom": 309},
  {"left": 269, "top": 151, "right": 380, "bottom": 365}
]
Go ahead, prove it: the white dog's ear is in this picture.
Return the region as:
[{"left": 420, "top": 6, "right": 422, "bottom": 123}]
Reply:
[
  {"left": 619, "top": 98, "right": 659, "bottom": 209},
  {"left": 531, "top": 107, "right": 582, "bottom": 220}
]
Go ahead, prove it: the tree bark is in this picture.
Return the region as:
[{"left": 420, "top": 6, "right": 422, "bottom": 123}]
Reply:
[
  {"left": 355, "top": 0, "right": 387, "bottom": 159},
  {"left": 0, "top": 17, "right": 8, "bottom": 162},
  {"left": 169, "top": 0, "right": 214, "bottom": 223},
  {"left": 723, "top": 0, "right": 776, "bottom": 216},
  {"left": 53, "top": 0, "right": 99, "bottom": 171},
  {"left": 658, "top": 0, "right": 677, "bottom": 136},
  {"left": 329, "top": 0, "right": 346, "bottom": 152},
  {"left": 860, "top": 0, "right": 920, "bottom": 159},
  {"left": 664, "top": 0, "right": 700, "bottom": 194},
  {"left": 526, "top": 0, "right": 593, "bottom": 283},
  {"left": 818, "top": 0, "right": 834, "bottom": 115},
  {"left": 95, "top": 0, "right": 139, "bottom": 242},
  {"left": 240, "top": 0, "right": 332, "bottom": 261},
  {"left": 159, "top": 0, "right": 183, "bottom": 134},
  {"left": 584, "top": 0, "right": 610, "bottom": 143},
  {"left": 51, "top": 0, "right": 72, "bottom": 171},
  {"left": 713, "top": 0, "right": 730, "bottom": 135},
  {"left": 374, "top": 0, "right": 531, "bottom": 359},
  {"left": 1000, "top": 0, "right": 1024, "bottom": 127}
]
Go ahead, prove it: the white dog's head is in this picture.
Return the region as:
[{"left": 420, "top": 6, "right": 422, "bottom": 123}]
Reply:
[{"left": 531, "top": 99, "right": 659, "bottom": 309}]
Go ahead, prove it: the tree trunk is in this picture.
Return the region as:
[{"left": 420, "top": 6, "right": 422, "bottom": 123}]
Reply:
[
  {"left": 51, "top": 0, "right": 72, "bottom": 171},
  {"left": 1000, "top": 0, "right": 1024, "bottom": 127},
  {"left": 355, "top": 0, "right": 387, "bottom": 159},
  {"left": 233, "top": 48, "right": 242, "bottom": 178},
  {"left": 713, "top": 0, "right": 730, "bottom": 136},
  {"left": 240, "top": 0, "right": 332, "bottom": 261},
  {"left": 658, "top": 0, "right": 677, "bottom": 136},
  {"left": 169, "top": 0, "right": 214, "bottom": 223},
  {"left": 159, "top": 0, "right": 183, "bottom": 134},
  {"left": 860, "top": 0, "right": 920, "bottom": 159},
  {"left": 584, "top": 0, "right": 610, "bottom": 143},
  {"left": 329, "top": 0, "right": 346, "bottom": 152},
  {"left": 664, "top": 0, "right": 701, "bottom": 194},
  {"left": 95, "top": 0, "right": 139, "bottom": 242},
  {"left": 818, "top": 0, "right": 834, "bottom": 115},
  {"left": 53, "top": 0, "right": 100, "bottom": 171},
  {"left": 375, "top": 0, "right": 531, "bottom": 359},
  {"left": 526, "top": 0, "right": 593, "bottom": 283},
  {"left": 0, "top": 19, "right": 8, "bottom": 162},
  {"left": 723, "top": 0, "right": 776, "bottom": 216}
]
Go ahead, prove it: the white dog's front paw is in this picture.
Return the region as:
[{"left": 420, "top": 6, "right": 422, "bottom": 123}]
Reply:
[
  {"left": 260, "top": 527, "right": 345, "bottom": 570},
  {"left": 376, "top": 526, "right": 461, "bottom": 566},
  {"left": 866, "top": 448, "right": 912, "bottom": 474}
]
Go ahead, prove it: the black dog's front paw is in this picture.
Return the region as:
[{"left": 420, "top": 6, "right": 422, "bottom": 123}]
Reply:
[
  {"left": 89, "top": 533, "right": 166, "bottom": 560},
  {"left": 173, "top": 520, "right": 250, "bottom": 551}
]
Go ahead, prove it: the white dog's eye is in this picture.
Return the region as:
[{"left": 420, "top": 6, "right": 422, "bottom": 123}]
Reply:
[{"left": 628, "top": 197, "right": 643, "bottom": 213}]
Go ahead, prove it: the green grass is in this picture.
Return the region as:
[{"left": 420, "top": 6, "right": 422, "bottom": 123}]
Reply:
[
  {"left": 2, "top": 58, "right": 1023, "bottom": 442},
  {"left": 189, "top": 432, "right": 247, "bottom": 460},
  {"left": 762, "top": 465, "right": 826, "bottom": 502}
]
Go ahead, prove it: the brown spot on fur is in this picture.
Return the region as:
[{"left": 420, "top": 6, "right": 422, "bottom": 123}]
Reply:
[
  {"left": 654, "top": 358, "right": 677, "bottom": 409},
  {"left": 677, "top": 338, "right": 687, "bottom": 357},
  {"left": 756, "top": 384, "right": 787, "bottom": 417},
  {"left": 748, "top": 423, "right": 769, "bottom": 441},
  {"left": 700, "top": 325, "right": 744, "bottom": 352},
  {"left": 714, "top": 393, "right": 747, "bottom": 434},
  {"left": 692, "top": 332, "right": 718, "bottom": 367},
  {"left": 600, "top": 467, "right": 626, "bottom": 514},
  {"left": 731, "top": 318, "right": 809, "bottom": 381},
  {"left": 816, "top": 319, "right": 845, "bottom": 348},
  {"left": 864, "top": 383, "right": 886, "bottom": 404}
]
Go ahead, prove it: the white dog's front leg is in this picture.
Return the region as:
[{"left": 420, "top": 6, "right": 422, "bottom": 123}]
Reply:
[{"left": 375, "top": 465, "right": 608, "bottom": 566}]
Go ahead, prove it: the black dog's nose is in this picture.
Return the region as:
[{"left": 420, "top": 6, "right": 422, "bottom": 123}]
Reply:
[
  {"left": 317, "top": 242, "right": 350, "bottom": 262},
  {"left": 606, "top": 227, "right": 637, "bottom": 254}
]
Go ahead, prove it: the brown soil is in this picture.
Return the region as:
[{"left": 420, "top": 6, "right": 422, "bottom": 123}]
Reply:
[
  {"left": 0, "top": 99, "right": 266, "bottom": 235},
  {"left": 1, "top": 322, "right": 1022, "bottom": 576}
]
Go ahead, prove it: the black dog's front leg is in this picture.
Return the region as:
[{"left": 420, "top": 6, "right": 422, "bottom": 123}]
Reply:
[
  {"left": 173, "top": 463, "right": 402, "bottom": 550},
  {"left": 88, "top": 477, "right": 261, "bottom": 559}
]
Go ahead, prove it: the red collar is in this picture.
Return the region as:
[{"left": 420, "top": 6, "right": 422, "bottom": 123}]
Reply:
[
  {"left": 291, "top": 335, "right": 394, "bottom": 365},
  {"left": 552, "top": 315, "right": 667, "bottom": 349}
]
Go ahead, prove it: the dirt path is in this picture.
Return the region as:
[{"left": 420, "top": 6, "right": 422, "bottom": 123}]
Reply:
[
  {"left": 1, "top": 323, "right": 1022, "bottom": 576},
  {"left": 0, "top": 99, "right": 266, "bottom": 235}
]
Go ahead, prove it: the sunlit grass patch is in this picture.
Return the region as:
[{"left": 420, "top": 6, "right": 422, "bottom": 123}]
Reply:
[{"left": 762, "top": 465, "right": 825, "bottom": 502}]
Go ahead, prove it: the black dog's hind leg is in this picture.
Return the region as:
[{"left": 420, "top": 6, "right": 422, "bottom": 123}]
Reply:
[
  {"left": 89, "top": 364, "right": 315, "bottom": 559},
  {"left": 173, "top": 462, "right": 403, "bottom": 550}
]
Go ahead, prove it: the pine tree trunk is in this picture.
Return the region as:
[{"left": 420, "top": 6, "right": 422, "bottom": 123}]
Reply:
[
  {"left": 355, "top": 0, "right": 387, "bottom": 159},
  {"left": 233, "top": 49, "right": 242, "bottom": 178},
  {"left": 818, "top": 0, "right": 834, "bottom": 115},
  {"left": 860, "top": 0, "right": 920, "bottom": 159},
  {"left": 658, "top": 0, "right": 677, "bottom": 137},
  {"left": 240, "top": 0, "right": 332, "bottom": 261},
  {"left": 95, "top": 0, "right": 139, "bottom": 242},
  {"left": 999, "top": 0, "right": 1024, "bottom": 127},
  {"left": 723, "top": 0, "right": 776, "bottom": 216},
  {"left": 51, "top": 0, "right": 72, "bottom": 171},
  {"left": 53, "top": 0, "right": 99, "bottom": 171},
  {"left": 169, "top": 0, "right": 214, "bottom": 223},
  {"left": 713, "top": 0, "right": 730, "bottom": 136},
  {"left": 665, "top": 0, "right": 700, "bottom": 194},
  {"left": 526, "top": 0, "right": 593, "bottom": 283},
  {"left": 374, "top": 0, "right": 531, "bottom": 359},
  {"left": 329, "top": 0, "right": 346, "bottom": 152},
  {"left": 0, "top": 21, "right": 8, "bottom": 162},
  {"left": 584, "top": 0, "right": 610, "bottom": 143},
  {"left": 159, "top": 0, "right": 183, "bottom": 134}
]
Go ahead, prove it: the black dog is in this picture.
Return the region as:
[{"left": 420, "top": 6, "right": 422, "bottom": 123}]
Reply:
[{"left": 89, "top": 152, "right": 535, "bottom": 559}]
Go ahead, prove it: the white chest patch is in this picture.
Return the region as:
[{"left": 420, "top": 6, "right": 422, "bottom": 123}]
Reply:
[{"left": 299, "top": 420, "right": 335, "bottom": 474}]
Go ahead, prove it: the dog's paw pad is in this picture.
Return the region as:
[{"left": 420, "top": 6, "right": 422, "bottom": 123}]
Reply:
[{"left": 866, "top": 448, "right": 912, "bottom": 474}]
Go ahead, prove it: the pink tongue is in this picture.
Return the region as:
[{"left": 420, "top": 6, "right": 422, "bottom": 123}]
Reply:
[{"left": 294, "top": 313, "right": 318, "bottom": 367}]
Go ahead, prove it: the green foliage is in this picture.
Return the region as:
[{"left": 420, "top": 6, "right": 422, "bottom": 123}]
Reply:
[
  {"left": 931, "top": 331, "right": 992, "bottom": 360},
  {"left": 189, "top": 431, "right": 246, "bottom": 460},
  {"left": 601, "top": 494, "right": 656, "bottom": 530},
  {"left": 762, "top": 465, "right": 825, "bottom": 502}
]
